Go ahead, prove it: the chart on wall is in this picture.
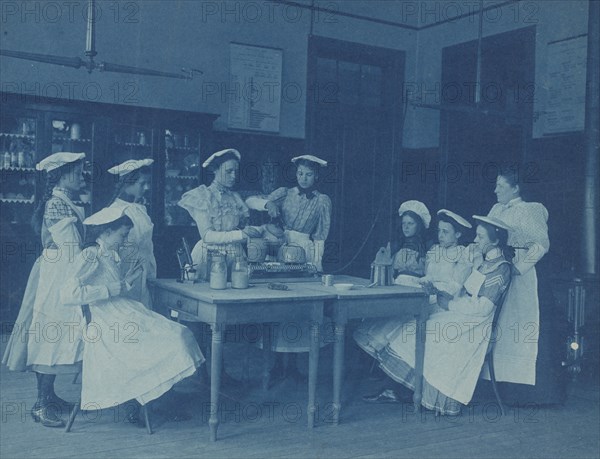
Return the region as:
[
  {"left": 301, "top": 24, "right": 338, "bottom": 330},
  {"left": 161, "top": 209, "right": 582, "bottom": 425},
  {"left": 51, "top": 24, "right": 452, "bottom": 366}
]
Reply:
[
  {"left": 543, "top": 35, "right": 587, "bottom": 135},
  {"left": 228, "top": 43, "right": 283, "bottom": 133}
]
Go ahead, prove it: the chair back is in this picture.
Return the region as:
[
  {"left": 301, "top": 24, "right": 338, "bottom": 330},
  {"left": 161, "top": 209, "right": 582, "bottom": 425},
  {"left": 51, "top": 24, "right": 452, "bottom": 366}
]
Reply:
[{"left": 487, "top": 277, "right": 512, "bottom": 354}]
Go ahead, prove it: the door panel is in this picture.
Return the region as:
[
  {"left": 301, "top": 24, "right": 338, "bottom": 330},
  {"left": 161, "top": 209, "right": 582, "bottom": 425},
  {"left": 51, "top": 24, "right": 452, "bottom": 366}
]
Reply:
[{"left": 307, "top": 37, "right": 404, "bottom": 276}]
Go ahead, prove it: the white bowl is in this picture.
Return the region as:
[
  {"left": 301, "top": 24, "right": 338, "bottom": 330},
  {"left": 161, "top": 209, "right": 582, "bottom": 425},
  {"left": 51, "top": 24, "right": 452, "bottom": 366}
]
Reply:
[{"left": 333, "top": 283, "right": 354, "bottom": 291}]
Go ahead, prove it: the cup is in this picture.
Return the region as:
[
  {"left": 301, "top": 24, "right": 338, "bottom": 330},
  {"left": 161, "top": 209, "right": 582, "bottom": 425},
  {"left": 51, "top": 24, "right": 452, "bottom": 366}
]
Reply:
[{"left": 322, "top": 274, "right": 334, "bottom": 286}]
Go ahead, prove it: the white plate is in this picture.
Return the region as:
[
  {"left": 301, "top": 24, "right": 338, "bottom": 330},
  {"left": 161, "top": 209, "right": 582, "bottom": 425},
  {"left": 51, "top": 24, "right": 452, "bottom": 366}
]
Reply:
[{"left": 333, "top": 283, "right": 354, "bottom": 291}]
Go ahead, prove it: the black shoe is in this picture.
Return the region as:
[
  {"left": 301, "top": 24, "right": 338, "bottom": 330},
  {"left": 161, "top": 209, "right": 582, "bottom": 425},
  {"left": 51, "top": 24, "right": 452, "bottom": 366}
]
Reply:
[
  {"left": 362, "top": 389, "right": 407, "bottom": 404},
  {"left": 32, "top": 404, "right": 65, "bottom": 428}
]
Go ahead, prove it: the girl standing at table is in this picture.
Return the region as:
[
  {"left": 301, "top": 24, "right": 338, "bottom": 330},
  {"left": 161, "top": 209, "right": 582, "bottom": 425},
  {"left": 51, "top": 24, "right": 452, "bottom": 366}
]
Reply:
[
  {"left": 107, "top": 159, "right": 156, "bottom": 308},
  {"left": 60, "top": 207, "right": 204, "bottom": 418},
  {"left": 2, "top": 152, "right": 87, "bottom": 428},
  {"left": 178, "top": 149, "right": 254, "bottom": 385},
  {"left": 246, "top": 155, "right": 332, "bottom": 384},
  {"left": 486, "top": 169, "right": 562, "bottom": 405},
  {"left": 246, "top": 155, "right": 331, "bottom": 273},
  {"left": 178, "top": 149, "right": 253, "bottom": 278}
]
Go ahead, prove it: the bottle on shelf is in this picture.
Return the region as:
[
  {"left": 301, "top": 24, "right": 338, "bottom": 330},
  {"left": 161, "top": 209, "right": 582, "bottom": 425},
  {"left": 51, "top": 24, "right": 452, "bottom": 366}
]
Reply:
[
  {"left": 3, "top": 151, "right": 11, "bottom": 169},
  {"left": 10, "top": 150, "right": 18, "bottom": 167}
]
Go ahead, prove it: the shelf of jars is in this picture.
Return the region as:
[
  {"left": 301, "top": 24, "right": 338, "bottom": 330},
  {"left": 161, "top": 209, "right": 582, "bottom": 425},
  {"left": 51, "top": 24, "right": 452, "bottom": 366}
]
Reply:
[
  {"left": 51, "top": 119, "right": 94, "bottom": 155},
  {"left": 112, "top": 124, "right": 154, "bottom": 161},
  {"left": 1, "top": 115, "right": 38, "bottom": 217}
]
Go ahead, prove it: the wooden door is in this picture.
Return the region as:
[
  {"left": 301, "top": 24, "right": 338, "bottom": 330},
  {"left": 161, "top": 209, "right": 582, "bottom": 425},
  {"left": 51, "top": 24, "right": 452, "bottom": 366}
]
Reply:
[{"left": 307, "top": 37, "right": 405, "bottom": 276}]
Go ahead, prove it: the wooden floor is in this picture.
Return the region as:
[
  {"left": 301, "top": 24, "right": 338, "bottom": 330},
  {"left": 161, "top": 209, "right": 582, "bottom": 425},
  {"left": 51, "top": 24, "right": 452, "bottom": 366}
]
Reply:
[{"left": 1, "top": 334, "right": 599, "bottom": 459}]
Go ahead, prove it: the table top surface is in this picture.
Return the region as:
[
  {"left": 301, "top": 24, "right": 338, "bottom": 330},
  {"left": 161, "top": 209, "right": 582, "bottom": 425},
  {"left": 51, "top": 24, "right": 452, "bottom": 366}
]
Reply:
[
  {"left": 150, "top": 275, "right": 426, "bottom": 304},
  {"left": 306, "top": 275, "right": 426, "bottom": 299}
]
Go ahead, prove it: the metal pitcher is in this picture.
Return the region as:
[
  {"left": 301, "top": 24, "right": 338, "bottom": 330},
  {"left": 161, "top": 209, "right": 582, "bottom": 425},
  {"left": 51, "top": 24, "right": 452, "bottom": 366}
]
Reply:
[{"left": 370, "top": 261, "right": 394, "bottom": 286}]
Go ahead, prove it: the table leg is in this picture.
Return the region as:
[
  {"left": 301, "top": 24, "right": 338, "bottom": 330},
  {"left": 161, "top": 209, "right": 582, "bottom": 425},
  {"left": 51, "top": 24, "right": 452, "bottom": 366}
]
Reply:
[
  {"left": 262, "top": 323, "right": 274, "bottom": 391},
  {"left": 209, "top": 324, "right": 223, "bottom": 442},
  {"left": 308, "top": 320, "right": 320, "bottom": 428},
  {"left": 413, "top": 303, "right": 428, "bottom": 410},
  {"left": 332, "top": 322, "right": 345, "bottom": 425}
]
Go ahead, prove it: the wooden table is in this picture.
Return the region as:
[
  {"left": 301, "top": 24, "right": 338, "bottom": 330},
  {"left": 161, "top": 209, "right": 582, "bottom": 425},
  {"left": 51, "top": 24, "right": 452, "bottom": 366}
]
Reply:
[
  {"left": 303, "top": 276, "right": 429, "bottom": 424},
  {"left": 148, "top": 279, "right": 333, "bottom": 441}
]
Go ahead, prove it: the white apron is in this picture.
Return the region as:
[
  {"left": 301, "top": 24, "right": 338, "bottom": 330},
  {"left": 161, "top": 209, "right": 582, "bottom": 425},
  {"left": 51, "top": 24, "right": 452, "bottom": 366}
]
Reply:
[
  {"left": 27, "top": 193, "right": 85, "bottom": 371},
  {"left": 487, "top": 199, "right": 549, "bottom": 385},
  {"left": 110, "top": 199, "right": 157, "bottom": 309}
]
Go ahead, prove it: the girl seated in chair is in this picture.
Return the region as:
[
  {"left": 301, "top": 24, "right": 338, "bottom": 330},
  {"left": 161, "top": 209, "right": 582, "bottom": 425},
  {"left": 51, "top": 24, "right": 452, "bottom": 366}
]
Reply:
[
  {"left": 357, "top": 215, "right": 513, "bottom": 416},
  {"left": 60, "top": 207, "right": 204, "bottom": 419}
]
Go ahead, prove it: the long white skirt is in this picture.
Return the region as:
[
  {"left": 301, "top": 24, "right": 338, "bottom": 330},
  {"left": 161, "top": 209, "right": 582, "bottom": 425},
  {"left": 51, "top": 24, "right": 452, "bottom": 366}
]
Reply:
[{"left": 81, "top": 297, "right": 205, "bottom": 409}]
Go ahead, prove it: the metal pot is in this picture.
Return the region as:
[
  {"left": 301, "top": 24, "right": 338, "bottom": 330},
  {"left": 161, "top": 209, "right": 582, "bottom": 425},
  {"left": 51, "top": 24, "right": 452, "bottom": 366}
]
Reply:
[
  {"left": 247, "top": 238, "right": 267, "bottom": 263},
  {"left": 370, "top": 262, "right": 394, "bottom": 286},
  {"left": 277, "top": 243, "right": 307, "bottom": 264}
]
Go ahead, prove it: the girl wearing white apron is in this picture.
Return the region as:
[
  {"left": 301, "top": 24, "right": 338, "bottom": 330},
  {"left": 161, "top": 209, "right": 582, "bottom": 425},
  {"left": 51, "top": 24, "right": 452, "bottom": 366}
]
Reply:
[
  {"left": 2, "top": 152, "right": 86, "bottom": 428},
  {"left": 107, "top": 159, "right": 156, "bottom": 309},
  {"left": 486, "top": 169, "right": 561, "bottom": 404},
  {"left": 355, "top": 209, "right": 473, "bottom": 360},
  {"left": 60, "top": 207, "right": 204, "bottom": 415},
  {"left": 178, "top": 149, "right": 252, "bottom": 278},
  {"left": 363, "top": 216, "right": 513, "bottom": 415},
  {"left": 246, "top": 155, "right": 332, "bottom": 385}
]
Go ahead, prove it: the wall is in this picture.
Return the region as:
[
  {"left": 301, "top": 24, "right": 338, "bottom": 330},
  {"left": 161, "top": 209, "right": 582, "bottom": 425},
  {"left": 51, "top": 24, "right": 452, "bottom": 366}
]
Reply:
[
  {"left": 0, "top": 0, "right": 416, "bottom": 139},
  {"left": 406, "top": 0, "right": 589, "bottom": 148}
]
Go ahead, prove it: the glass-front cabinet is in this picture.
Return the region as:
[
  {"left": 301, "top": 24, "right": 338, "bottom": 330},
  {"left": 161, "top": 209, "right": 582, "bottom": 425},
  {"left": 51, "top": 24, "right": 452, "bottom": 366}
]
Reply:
[
  {"left": 49, "top": 116, "right": 96, "bottom": 206},
  {"left": 0, "top": 114, "right": 38, "bottom": 213},
  {"left": 0, "top": 93, "right": 219, "bottom": 321},
  {"left": 0, "top": 109, "right": 41, "bottom": 324},
  {"left": 163, "top": 127, "right": 203, "bottom": 227},
  {"left": 111, "top": 121, "right": 155, "bottom": 211}
]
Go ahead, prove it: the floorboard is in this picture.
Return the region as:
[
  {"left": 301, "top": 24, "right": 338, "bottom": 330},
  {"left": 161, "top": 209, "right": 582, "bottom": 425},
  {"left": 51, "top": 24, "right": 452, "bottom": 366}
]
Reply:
[{"left": 1, "top": 335, "right": 598, "bottom": 458}]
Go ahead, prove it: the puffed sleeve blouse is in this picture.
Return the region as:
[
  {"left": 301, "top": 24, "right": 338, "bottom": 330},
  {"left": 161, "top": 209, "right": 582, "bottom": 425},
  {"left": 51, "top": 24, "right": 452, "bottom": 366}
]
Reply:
[
  {"left": 267, "top": 186, "right": 332, "bottom": 241},
  {"left": 178, "top": 184, "right": 249, "bottom": 244}
]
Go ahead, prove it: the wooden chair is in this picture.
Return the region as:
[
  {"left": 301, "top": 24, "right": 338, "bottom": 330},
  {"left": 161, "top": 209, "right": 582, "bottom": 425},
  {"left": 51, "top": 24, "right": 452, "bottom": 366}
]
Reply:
[
  {"left": 483, "top": 279, "right": 512, "bottom": 416},
  {"left": 65, "top": 304, "right": 153, "bottom": 434}
]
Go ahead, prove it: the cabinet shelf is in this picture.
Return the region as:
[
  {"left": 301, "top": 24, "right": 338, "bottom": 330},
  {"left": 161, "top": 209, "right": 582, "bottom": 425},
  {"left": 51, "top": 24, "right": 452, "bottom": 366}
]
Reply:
[
  {"left": 0, "top": 133, "right": 35, "bottom": 140},
  {"left": 116, "top": 142, "right": 152, "bottom": 148},
  {"left": 166, "top": 175, "right": 197, "bottom": 180},
  {"left": 166, "top": 146, "right": 198, "bottom": 153},
  {"left": 0, "top": 166, "right": 36, "bottom": 172},
  {"left": 0, "top": 197, "right": 35, "bottom": 204},
  {"left": 53, "top": 137, "right": 92, "bottom": 143}
]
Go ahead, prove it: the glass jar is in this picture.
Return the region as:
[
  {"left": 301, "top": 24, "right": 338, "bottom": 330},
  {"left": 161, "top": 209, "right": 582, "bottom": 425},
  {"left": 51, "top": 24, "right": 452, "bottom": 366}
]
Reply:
[
  {"left": 231, "top": 256, "right": 249, "bottom": 289},
  {"left": 209, "top": 254, "right": 227, "bottom": 290}
]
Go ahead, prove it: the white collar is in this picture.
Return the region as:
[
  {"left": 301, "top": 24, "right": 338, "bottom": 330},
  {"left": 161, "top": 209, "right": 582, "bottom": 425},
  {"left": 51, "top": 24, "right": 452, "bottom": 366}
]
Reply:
[
  {"left": 484, "top": 247, "right": 502, "bottom": 260},
  {"left": 505, "top": 197, "right": 522, "bottom": 208}
]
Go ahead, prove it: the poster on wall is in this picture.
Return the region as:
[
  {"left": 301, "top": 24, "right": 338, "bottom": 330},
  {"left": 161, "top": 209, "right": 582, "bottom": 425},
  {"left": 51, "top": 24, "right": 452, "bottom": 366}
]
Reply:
[
  {"left": 228, "top": 43, "right": 283, "bottom": 133},
  {"left": 543, "top": 35, "right": 587, "bottom": 135}
]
